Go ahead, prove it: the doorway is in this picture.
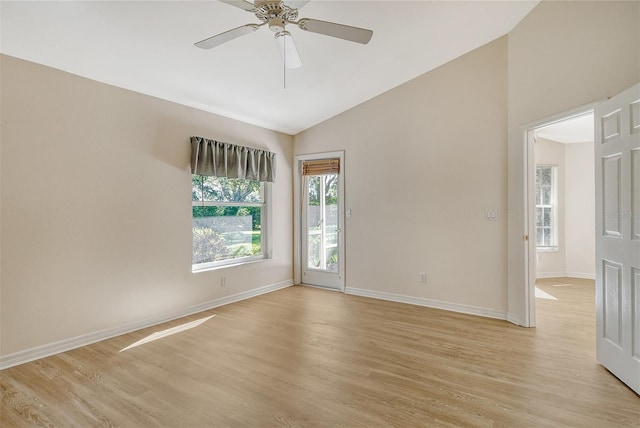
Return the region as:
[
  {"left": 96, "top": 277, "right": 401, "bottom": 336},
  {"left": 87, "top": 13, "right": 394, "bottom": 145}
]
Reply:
[
  {"left": 523, "top": 84, "right": 640, "bottom": 394},
  {"left": 293, "top": 151, "right": 345, "bottom": 291},
  {"left": 523, "top": 107, "right": 596, "bottom": 326}
]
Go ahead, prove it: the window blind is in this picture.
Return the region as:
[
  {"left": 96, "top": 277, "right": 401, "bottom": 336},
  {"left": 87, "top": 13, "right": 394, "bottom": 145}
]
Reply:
[{"left": 301, "top": 158, "right": 340, "bottom": 176}]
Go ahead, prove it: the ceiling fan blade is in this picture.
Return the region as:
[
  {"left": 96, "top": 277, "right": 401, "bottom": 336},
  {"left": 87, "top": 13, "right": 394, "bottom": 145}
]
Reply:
[
  {"left": 297, "top": 18, "right": 373, "bottom": 44},
  {"left": 275, "top": 31, "right": 302, "bottom": 69},
  {"left": 218, "top": 0, "right": 256, "bottom": 12},
  {"left": 195, "top": 24, "right": 260, "bottom": 49},
  {"left": 287, "top": 1, "right": 311, "bottom": 9}
]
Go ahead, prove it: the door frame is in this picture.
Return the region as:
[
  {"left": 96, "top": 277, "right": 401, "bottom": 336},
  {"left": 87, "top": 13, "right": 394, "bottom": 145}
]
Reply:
[
  {"left": 521, "top": 103, "right": 597, "bottom": 327},
  {"left": 293, "top": 151, "right": 346, "bottom": 291}
]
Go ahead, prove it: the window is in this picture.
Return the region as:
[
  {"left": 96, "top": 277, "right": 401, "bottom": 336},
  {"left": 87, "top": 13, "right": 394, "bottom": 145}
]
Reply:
[
  {"left": 192, "top": 175, "right": 269, "bottom": 270},
  {"left": 305, "top": 174, "right": 339, "bottom": 272},
  {"left": 536, "top": 165, "right": 557, "bottom": 250}
]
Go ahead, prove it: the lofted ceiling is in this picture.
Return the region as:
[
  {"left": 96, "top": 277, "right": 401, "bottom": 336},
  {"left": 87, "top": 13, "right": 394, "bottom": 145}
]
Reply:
[{"left": 0, "top": 1, "right": 539, "bottom": 135}]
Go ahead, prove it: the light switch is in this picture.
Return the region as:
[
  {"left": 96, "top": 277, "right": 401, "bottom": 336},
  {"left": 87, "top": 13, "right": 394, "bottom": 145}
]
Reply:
[{"left": 485, "top": 209, "right": 498, "bottom": 221}]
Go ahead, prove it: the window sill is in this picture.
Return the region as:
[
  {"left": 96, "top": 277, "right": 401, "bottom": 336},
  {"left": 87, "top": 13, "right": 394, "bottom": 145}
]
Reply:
[
  {"left": 192, "top": 256, "right": 269, "bottom": 273},
  {"left": 537, "top": 247, "right": 558, "bottom": 253}
]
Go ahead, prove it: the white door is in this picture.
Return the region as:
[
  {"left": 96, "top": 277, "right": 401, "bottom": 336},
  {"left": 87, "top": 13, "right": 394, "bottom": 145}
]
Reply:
[
  {"left": 595, "top": 83, "right": 640, "bottom": 394},
  {"left": 299, "top": 155, "right": 345, "bottom": 290}
]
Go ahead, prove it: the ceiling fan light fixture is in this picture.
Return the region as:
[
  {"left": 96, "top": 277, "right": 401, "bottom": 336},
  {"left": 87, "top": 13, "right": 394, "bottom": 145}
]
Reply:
[
  {"left": 268, "top": 17, "right": 285, "bottom": 33},
  {"left": 275, "top": 31, "right": 302, "bottom": 69}
]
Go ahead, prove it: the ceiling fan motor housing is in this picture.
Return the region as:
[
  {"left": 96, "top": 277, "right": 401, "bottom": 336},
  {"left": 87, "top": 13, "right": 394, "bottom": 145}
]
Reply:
[{"left": 254, "top": 1, "right": 299, "bottom": 30}]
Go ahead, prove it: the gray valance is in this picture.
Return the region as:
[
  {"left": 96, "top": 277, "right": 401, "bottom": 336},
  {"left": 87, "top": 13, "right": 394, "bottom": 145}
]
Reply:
[{"left": 190, "top": 136, "right": 276, "bottom": 182}]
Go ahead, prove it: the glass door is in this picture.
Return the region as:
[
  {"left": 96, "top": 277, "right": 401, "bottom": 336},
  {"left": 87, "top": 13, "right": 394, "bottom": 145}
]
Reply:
[{"left": 301, "top": 166, "right": 343, "bottom": 290}]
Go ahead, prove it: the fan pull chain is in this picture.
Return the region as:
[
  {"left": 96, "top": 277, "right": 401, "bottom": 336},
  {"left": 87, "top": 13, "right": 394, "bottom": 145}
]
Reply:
[{"left": 283, "top": 33, "right": 287, "bottom": 90}]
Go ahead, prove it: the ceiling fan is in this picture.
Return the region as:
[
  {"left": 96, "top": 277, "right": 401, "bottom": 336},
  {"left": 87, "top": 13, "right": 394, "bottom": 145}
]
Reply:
[{"left": 194, "top": 0, "right": 373, "bottom": 69}]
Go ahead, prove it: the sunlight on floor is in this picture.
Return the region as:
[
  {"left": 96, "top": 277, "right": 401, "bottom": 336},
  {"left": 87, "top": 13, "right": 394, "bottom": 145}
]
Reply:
[
  {"left": 120, "top": 315, "right": 216, "bottom": 352},
  {"left": 535, "top": 287, "right": 558, "bottom": 300}
]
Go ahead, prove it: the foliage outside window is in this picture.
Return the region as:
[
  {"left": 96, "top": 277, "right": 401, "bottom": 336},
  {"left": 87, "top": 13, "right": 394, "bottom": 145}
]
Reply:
[
  {"left": 536, "top": 165, "right": 558, "bottom": 250},
  {"left": 192, "top": 175, "right": 267, "bottom": 270},
  {"left": 306, "top": 174, "right": 339, "bottom": 272}
]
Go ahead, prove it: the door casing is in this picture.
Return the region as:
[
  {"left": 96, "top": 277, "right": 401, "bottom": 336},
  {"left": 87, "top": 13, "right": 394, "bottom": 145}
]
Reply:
[{"left": 521, "top": 103, "right": 597, "bottom": 327}]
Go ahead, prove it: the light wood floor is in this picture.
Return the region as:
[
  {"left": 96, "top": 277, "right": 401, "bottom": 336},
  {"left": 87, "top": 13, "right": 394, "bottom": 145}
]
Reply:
[{"left": 1, "top": 280, "right": 638, "bottom": 427}]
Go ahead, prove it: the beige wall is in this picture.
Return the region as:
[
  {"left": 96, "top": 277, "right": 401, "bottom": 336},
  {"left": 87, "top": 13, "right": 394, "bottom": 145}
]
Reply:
[
  {"left": 294, "top": 37, "right": 508, "bottom": 315},
  {"left": 535, "top": 138, "right": 566, "bottom": 276},
  {"left": 507, "top": 1, "right": 640, "bottom": 323},
  {"left": 534, "top": 139, "right": 595, "bottom": 279},
  {"left": 565, "top": 142, "right": 595, "bottom": 278},
  {"left": 0, "top": 55, "right": 293, "bottom": 357}
]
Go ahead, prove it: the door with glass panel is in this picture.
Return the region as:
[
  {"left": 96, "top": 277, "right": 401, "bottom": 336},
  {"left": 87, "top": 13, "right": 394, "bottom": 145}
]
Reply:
[{"left": 301, "top": 158, "right": 344, "bottom": 290}]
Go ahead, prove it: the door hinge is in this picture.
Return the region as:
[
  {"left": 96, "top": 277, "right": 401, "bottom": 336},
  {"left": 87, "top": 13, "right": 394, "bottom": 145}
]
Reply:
[{"left": 524, "top": 234, "right": 529, "bottom": 241}]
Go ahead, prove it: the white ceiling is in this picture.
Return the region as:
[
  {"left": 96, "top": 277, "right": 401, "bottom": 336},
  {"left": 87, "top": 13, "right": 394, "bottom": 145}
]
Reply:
[
  {"left": 535, "top": 113, "right": 595, "bottom": 144},
  {"left": 0, "top": 0, "right": 539, "bottom": 135}
]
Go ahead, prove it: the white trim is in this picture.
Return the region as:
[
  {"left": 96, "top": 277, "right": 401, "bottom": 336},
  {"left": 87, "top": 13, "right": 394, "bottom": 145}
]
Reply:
[
  {"left": 535, "top": 272, "right": 567, "bottom": 279},
  {"left": 524, "top": 128, "right": 536, "bottom": 327},
  {"left": 293, "top": 157, "right": 302, "bottom": 285},
  {"left": 192, "top": 254, "right": 267, "bottom": 272},
  {"left": 0, "top": 280, "right": 293, "bottom": 370},
  {"left": 536, "top": 272, "right": 596, "bottom": 280},
  {"left": 521, "top": 102, "right": 598, "bottom": 328},
  {"left": 192, "top": 256, "right": 270, "bottom": 273},
  {"left": 507, "top": 312, "right": 523, "bottom": 326},
  {"left": 345, "top": 287, "right": 507, "bottom": 321}
]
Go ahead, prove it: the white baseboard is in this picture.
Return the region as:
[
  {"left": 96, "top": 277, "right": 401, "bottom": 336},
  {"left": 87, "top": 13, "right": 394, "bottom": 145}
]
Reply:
[
  {"left": 0, "top": 280, "right": 293, "bottom": 371},
  {"left": 536, "top": 272, "right": 566, "bottom": 279},
  {"left": 345, "top": 287, "right": 507, "bottom": 321},
  {"left": 536, "top": 272, "right": 595, "bottom": 280},
  {"left": 565, "top": 272, "right": 596, "bottom": 280},
  {"left": 507, "top": 312, "right": 523, "bottom": 326}
]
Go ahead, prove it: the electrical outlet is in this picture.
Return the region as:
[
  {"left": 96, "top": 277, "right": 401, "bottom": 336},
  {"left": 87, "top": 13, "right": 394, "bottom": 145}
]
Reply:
[
  {"left": 221, "top": 277, "right": 228, "bottom": 287},
  {"left": 419, "top": 272, "right": 427, "bottom": 283}
]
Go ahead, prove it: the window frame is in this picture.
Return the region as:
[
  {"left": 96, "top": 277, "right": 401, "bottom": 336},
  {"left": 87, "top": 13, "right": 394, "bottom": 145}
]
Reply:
[
  {"left": 535, "top": 164, "right": 558, "bottom": 252},
  {"left": 191, "top": 177, "right": 272, "bottom": 272}
]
